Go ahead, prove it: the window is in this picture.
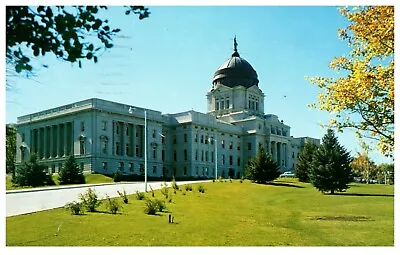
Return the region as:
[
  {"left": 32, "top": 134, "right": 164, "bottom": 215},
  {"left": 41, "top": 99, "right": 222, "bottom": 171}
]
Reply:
[
  {"left": 196, "top": 166, "right": 199, "bottom": 175},
  {"left": 222, "top": 154, "right": 225, "bottom": 165},
  {"left": 116, "top": 142, "right": 120, "bottom": 155},
  {"left": 184, "top": 166, "right": 187, "bottom": 176},
  {"left": 255, "top": 101, "right": 259, "bottom": 111},
  {"left": 226, "top": 99, "right": 230, "bottom": 109},
  {"left": 184, "top": 149, "right": 188, "bottom": 161},
  {"left": 140, "top": 164, "right": 144, "bottom": 173},
  {"left": 184, "top": 133, "right": 187, "bottom": 143},
  {"left": 216, "top": 101, "right": 219, "bottom": 110},
  {"left": 195, "top": 150, "right": 198, "bottom": 160},
  {"left": 162, "top": 135, "right": 165, "bottom": 144},
  {"left": 221, "top": 101, "right": 225, "bottom": 109},
  {"left": 126, "top": 144, "right": 130, "bottom": 156},
  {"left": 116, "top": 124, "right": 119, "bottom": 134},
  {"left": 238, "top": 157, "right": 241, "bottom": 166},
  {"left": 136, "top": 145, "right": 140, "bottom": 157},
  {"left": 173, "top": 135, "right": 177, "bottom": 144},
  {"left": 173, "top": 167, "right": 176, "bottom": 176},
  {"left": 252, "top": 101, "right": 255, "bottom": 110},
  {"left": 248, "top": 142, "right": 252, "bottom": 151},
  {"left": 205, "top": 151, "right": 208, "bottom": 162},
  {"left": 102, "top": 162, "right": 108, "bottom": 171},
  {"left": 162, "top": 150, "right": 165, "bottom": 161},
  {"left": 201, "top": 150, "right": 204, "bottom": 161},
  {"left": 101, "top": 139, "right": 108, "bottom": 154},
  {"left": 221, "top": 140, "right": 225, "bottom": 149},
  {"left": 205, "top": 136, "right": 208, "bottom": 144},
  {"left": 211, "top": 151, "right": 214, "bottom": 162},
  {"left": 174, "top": 151, "right": 177, "bottom": 161},
  {"left": 152, "top": 129, "right": 156, "bottom": 138},
  {"left": 229, "top": 141, "right": 233, "bottom": 150},
  {"left": 292, "top": 152, "right": 295, "bottom": 158},
  {"left": 119, "top": 162, "right": 124, "bottom": 171},
  {"left": 229, "top": 155, "right": 233, "bottom": 165},
  {"left": 126, "top": 126, "right": 130, "bottom": 136},
  {"left": 101, "top": 121, "right": 107, "bottom": 131},
  {"left": 21, "top": 133, "right": 25, "bottom": 142},
  {"left": 210, "top": 137, "right": 214, "bottom": 145},
  {"left": 195, "top": 134, "right": 198, "bottom": 142},
  {"left": 129, "top": 163, "right": 134, "bottom": 172},
  {"left": 201, "top": 135, "right": 204, "bottom": 143},
  {"left": 153, "top": 147, "right": 156, "bottom": 159},
  {"left": 248, "top": 100, "right": 251, "bottom": 109},
  {"left": 237, "top": 142, "right": 241, "bottom": 151},
  {"left": 153, "top": 166, "right": 157, "bottom": 174},
  {"left": 81, "top": 121, "right": 85, "bottom": 132}
]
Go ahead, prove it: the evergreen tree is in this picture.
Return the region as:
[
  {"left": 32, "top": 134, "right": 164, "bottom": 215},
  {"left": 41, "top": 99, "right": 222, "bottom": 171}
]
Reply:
[
  {"left": 295, "top": 141, "right": 319, "bottom": 182},
  {"left": 13, "top": 153, "right": 54, "bottom": 187},
  {"left": 310, "top": 129, "right": 353, "bottom": 194},
  {"left": 245, "top": 147, "right": 280, "bottom": 183},
  {"left": 58, "top": 155, "right": 85, "bottom": 184}
]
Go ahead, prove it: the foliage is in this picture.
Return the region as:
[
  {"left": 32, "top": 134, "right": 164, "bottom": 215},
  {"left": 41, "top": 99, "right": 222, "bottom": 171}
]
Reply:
[
  {"left": 184, "top": 184, "right": 193, "bottom": 191},
  {"left": 58, "top": 155, "right": 85, "bottom": 185},
  {"left": 105, "top": 195, "right": 121, "bottom": 214},
  {"left": 160, "top": 181, "right": 169, "bottom": 199},
  {"left": 144, "top": 199, "right": 159, "bottom": 215},
  {"left": 171, "top": 177, "right": 179, "bottom": 190},
  {"left": 218, "top": 176, "right": 223, "bottom": 182},
  {"left": 197, "top": 184, "right": 206, "bottom": 193},
  {"left": 240, "top": 176, "right": 244, "bottom": 183},
  {"left": 245, "top": 147, "right": 280, "bottom": 183},
  {"left": 350, "top": 149, "right": 376, "bottom": 184},
  {"left": 310, "top": 129, "right": 353, "bottom": 194},
  {"left": 149, "top": 185, "right": 155, "bottom": 197},
  {"left": 12, "top": 153, "right": 55, "bottom": 187},
  {"left": 113, "top": 170, "right": 122, "bottom": 182},
  {"left": 6, "top": 124, "right": 16, "bottom": 174},
  {"left": 79, "top": 188, "right": 101, "bottom": 212},
  {"left": 6, "top": 6, "right": 150, "bottom": 76},
  {"left": 117, "top": 189, "right": 129, "bottom": 204},
  {"left": 135, "top": 191, "right": 145, "bottom": 200},
  {"left": 295, "top": 141, "right": 319, "bottom": 182},
  {"left": 64, "top": 201, "right": 84, "bottom": 215},
  {"left": 308, "top": 6, "right": 394, "bottom": 157},
  {"left": 154, "top": 199, "right": 166, "bottom": 212}
]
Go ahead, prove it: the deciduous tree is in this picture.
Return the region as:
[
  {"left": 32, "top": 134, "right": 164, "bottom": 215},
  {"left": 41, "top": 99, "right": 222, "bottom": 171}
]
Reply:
[
  {"left": 310, "top": 129, "right": 353, "bottom": 194},
  {"left": 309, "top": 6, "right": 394, "bottom": 158}
]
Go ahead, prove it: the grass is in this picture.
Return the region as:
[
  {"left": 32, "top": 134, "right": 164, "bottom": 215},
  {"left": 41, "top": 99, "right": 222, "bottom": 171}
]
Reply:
[
  {"left": 6, "top": 173, "right": 114, "bottom": 190},
  {"left": 6, "top": 180, "right": 394, "bottom": 246}
]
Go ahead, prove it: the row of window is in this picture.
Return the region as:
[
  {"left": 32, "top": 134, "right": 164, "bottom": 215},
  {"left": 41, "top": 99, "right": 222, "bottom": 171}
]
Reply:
[{"left": 215, "top": 97, "right": 230, "bottom": 111}]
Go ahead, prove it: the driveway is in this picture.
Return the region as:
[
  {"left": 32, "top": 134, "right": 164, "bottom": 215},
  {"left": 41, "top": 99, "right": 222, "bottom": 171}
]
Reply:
[{"left": 6, "top": 180, "right": 210, "bottom": 217}]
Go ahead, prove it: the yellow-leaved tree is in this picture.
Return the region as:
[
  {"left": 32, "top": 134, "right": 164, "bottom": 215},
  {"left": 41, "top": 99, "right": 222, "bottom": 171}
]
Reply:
[{"left": 309, "top": 6, "right": 394, "bottom": 158}]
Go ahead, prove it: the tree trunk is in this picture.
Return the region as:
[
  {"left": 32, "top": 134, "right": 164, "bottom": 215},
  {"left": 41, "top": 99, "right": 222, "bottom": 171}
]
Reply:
[{"left": 330, "top": 189, "right": 334, "bottom": 194}]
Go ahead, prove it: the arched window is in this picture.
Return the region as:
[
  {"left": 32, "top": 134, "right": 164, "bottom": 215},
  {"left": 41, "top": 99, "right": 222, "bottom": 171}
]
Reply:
[
  {"left": 100, "top": 135, "right": 108, "bottom": 154},
  {"left": 79, "top": 135, "right": 86, "bottom": 155}
]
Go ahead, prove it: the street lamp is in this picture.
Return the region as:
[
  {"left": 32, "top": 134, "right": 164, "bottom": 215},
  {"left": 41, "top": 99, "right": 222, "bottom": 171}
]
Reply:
[
  {"left": 129, "top": 106, "right": 148, "bottom": 192},
  {"left": 208, "top": 137, "right": 218, "bottom": 181}
]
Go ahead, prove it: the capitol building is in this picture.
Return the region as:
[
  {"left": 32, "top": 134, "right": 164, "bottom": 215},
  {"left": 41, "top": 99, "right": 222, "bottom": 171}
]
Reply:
[{"left": 15, "top": 39, "right": 319, "bottom": 179}]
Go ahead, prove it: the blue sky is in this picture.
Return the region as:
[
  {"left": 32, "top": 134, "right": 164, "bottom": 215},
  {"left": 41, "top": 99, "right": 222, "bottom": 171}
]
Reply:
[{"left": 5, "top": 5, "right": 393, "bottom": 164}]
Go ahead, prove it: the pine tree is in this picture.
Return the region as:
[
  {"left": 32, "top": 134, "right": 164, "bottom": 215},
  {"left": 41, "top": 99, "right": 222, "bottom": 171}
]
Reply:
[
  {"left": 58, "top": 155, "right": 85, "bottom": 185},
  {"left": 310, "top": 129, "right": 353, "bottom": 194},
  {"left": 245, "top": 147, "right": 280, "bottom": 183},
  {"left": 295, "top": 141, "right": 319, "bottom": 182},
  {"left": 13, "top": 153, "right": 54, "bottom": 187}
]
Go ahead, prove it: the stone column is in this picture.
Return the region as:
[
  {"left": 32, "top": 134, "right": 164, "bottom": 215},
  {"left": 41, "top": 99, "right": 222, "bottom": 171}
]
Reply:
[
  {"left": 37, "top": 128, "right": 42, "bottom": 159},
  {"left": 53, "top": 125, "right": 58, "bottom": 158},
  {"left": 57, "top": 124, "right": 62, "bottom": 157}
]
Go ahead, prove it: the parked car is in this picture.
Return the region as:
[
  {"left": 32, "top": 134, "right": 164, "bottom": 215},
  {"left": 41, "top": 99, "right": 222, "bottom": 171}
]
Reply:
[{"left": 279, "top": 171, "right": 295, "bottom": 178}]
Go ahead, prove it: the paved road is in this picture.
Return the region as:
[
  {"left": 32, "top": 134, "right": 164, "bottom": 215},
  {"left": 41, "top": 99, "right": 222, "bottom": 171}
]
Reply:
[{"left": 6, "top": 180, "right": 210, "bottom": 217}]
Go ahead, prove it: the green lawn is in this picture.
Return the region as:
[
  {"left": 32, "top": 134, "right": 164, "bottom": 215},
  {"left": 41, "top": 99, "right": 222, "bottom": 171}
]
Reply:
[
  {"left": 6, "top": 173, "right": 114, "bottom": 190},
  {"left": 6, "top": 179, "right": 394, "bottom": 246}
]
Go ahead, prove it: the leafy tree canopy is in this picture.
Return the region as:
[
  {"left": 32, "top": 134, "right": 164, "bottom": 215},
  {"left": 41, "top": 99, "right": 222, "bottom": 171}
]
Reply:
[
  {"left": 6, "top": 124, "right": 17, "bottom": 174},
  {"left": 309, "top": 6, "right": 394, "bottom": 158},
  {"left": 6, "top": 5, "right": 150, "bottom": 77}
]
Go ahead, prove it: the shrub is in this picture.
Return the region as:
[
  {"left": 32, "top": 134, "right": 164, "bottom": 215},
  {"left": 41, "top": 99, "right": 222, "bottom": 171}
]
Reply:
[
  {"left": 149, "top": 185, "right": 155, "bottom": 197},
  {"left": 105, "top": 195, "right": 121, "bottom": 214},
  {"left": 240, "top": 176, "right": 244, "bottom": 183},
  {"left": 64, "top": 201, "right": 84, "bottom": 215},
  {"left": 160, "top": 181, "right": 169, "bottom": 198},
  {"left": 58, "top": 155, "right": 85, "bottom": 185},
  {"left": 182, "top": 190, "right": 186, "bottom": 196},
  {"left": 136, "top": 191, "right": 145, "bottom": 200},
  {"left": 245, "top": 147, "right": 280, "bottom": 183},
  {"left": 79, "top": 188, "right": 101, "bottom": 212},
  {"left": 218, "top": 176, "right": 223, "bottom": 182},
  {"left": 167, "top": 196, "right": 173, "bottom": 203},
  {"left": 13, "top": 153, "right": 55, "bottom": 187},
  {"left": 117, "top": 189, "right": 129, "bottom": 204},
  {"left": 185, "top": 184, "right": 193, "bottom": 191},
  {"left": 198, "top": 184, "right": 206, "bottom": 193},
  {"left": 171, "top": 177, "right": 179, "bottom": 190},
  {"left": 113, "top": 170, "right": 122, "bottom": 182},
  {"left": 144, "top": 199, "right": 159, "bottom": 215},
  {"left": 212, "top": 179, "right": 215, "bottom": 182},
  {"left": 155, "top": 199, "right": 166, "bottom": 212}
]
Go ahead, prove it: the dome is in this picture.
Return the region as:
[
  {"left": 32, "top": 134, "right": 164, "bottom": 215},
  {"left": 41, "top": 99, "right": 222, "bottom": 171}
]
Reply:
[{"left": 213, "top": 37, "right": 259, "bottom": 88}]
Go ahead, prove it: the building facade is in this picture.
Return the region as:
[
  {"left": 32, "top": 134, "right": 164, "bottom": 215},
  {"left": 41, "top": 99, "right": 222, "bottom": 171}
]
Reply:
[{"left": 15, "top": 39, "right": 319, "bottom": 178}]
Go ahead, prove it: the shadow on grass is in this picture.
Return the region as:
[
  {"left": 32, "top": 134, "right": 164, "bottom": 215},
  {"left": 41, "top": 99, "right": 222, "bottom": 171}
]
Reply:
[
  {"left": 329, "top": 193, "right": 394, "bottom": 197},
  {"left": 260, "top": 182, "right": 305, "bottom": 188},
  {"left": 91, "top": 210, "right": 123, "bottom": 215}
]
